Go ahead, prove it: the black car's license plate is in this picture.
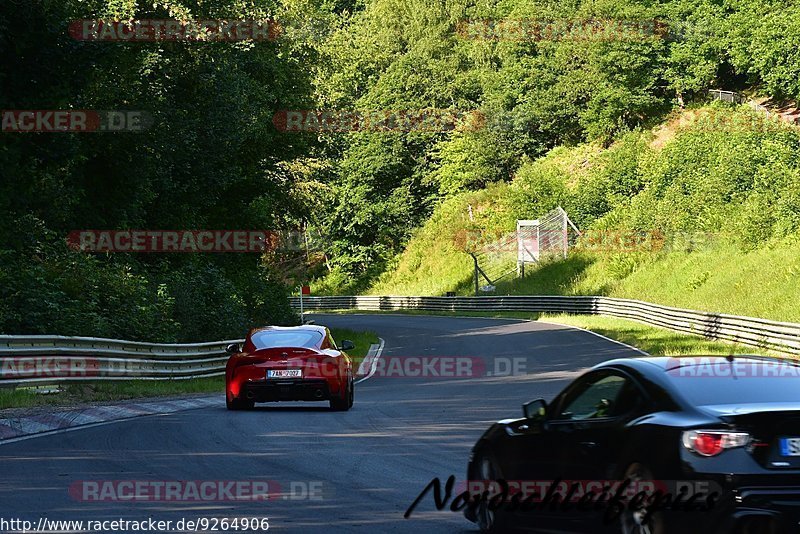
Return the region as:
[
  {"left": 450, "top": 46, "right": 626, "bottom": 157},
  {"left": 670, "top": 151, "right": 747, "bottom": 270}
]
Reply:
[{"left": 779, "top": 437, "right": 800, "bottom": 456}]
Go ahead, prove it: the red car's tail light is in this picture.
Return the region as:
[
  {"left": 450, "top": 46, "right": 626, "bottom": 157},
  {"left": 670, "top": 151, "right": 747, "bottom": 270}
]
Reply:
[{"left": 682, "top": 430, "right": 750, "bottom": 457}]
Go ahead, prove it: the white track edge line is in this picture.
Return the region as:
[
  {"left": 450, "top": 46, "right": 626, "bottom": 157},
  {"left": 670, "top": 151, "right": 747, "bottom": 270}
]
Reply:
[{"left": 354, "top": 337, "right": 385, "bottom": 385}]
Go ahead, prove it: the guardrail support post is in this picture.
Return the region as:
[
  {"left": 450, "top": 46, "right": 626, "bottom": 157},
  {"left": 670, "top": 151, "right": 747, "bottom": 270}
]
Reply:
[
  {"left": 298, "top": 286, "right": 304, "bottom": 324},
  {"left": 473, "top": 255, "right": 479, "bottom": 296}
]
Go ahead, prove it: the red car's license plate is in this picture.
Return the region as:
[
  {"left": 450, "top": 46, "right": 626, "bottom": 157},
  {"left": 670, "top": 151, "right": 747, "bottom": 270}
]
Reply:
[{"left": 267, "top": 369, "right": 302, "bottom": 379}]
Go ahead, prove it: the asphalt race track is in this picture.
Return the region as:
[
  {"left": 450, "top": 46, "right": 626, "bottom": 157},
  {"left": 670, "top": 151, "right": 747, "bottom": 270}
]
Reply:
[{"left": 0, "top": 314, "right": 643, "bottom": 533}]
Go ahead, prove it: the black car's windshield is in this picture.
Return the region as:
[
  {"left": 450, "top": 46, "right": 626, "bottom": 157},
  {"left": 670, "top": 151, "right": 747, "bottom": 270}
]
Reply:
[{"left": 250, "top": 330, "right": 323, "bottom": 350}]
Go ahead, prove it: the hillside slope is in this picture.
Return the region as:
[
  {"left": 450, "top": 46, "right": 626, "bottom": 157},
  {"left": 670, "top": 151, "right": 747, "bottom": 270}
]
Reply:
[{"left": 369, "top": 104, "right": 800, "bottom": 322}]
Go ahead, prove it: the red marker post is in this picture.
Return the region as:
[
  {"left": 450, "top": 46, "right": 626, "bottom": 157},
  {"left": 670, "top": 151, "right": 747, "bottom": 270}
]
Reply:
[{"left": 299, "top": 285, "right": 310, "bottom": 323}]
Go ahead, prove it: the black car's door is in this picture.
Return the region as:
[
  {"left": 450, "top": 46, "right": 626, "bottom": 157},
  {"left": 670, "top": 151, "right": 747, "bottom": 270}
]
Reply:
[
  {"left": 498, "top": 374, "right": 623, "bottom": 532},
  {"left": 545, "top": 370, "right": 650, "bottom": 530},
  {"left": 497, "top": 414, "right": 563, "bottom": 530}
]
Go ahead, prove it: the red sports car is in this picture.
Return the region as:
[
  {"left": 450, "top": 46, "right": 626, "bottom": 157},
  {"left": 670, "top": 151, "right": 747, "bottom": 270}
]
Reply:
[{"left": 225, "top": 325, "right": 355, "bottom": 411}]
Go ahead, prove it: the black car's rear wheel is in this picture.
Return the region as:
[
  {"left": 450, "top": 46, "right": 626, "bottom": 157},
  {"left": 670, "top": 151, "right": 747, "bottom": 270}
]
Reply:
[
  {"left": 474, "top": 451, "right": 507, "bottom": 533},
  {"left": 620, "top": 463, "right": 664, "bottom": 534}
]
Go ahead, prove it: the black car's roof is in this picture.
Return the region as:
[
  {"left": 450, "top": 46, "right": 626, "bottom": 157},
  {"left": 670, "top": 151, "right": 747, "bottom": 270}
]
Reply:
[{"left": 594, "top": 355, "right": 800, "bottom": 374}]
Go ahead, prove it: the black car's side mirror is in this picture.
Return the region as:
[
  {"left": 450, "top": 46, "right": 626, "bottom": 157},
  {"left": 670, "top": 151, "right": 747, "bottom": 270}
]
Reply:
[
  {"left": 523, "top": 398, "right": 548, "bottom": 420},
  {"left": 225, "top": 343, "right": 241, "bottom": 355},
  {"left": 340, "top": 340, "right": 355, "bottom": 351}
]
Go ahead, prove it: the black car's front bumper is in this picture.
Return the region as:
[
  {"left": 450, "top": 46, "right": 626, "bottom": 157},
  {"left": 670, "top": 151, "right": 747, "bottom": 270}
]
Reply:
[{"left": 242, "top": 379, "right": 331, "bottom": 402}]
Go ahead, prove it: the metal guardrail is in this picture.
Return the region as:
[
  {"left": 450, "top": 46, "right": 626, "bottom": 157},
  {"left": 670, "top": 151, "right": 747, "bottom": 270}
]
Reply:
[
  {"left": 290, "top": 295, "right": 800, "bottom": 355},
  {"left": 0, "top": 335, "right": 243, "bottom": 387},
  {"left": 3, "top": 294, "right": 797, "bottom": 388}
]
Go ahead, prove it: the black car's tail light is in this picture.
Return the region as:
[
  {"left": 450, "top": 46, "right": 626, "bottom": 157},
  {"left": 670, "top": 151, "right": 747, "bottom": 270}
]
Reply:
[{"left": 682, "top": 430, "right": 750, "bottom": 457}]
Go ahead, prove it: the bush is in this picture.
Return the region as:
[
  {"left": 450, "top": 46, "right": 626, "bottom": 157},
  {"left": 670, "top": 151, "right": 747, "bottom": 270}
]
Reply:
[{"left": 0, "top": 217, "right": 297, "bottom": 342}]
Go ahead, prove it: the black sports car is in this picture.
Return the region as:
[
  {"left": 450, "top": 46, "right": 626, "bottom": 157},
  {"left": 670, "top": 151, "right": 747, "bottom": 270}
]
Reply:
[{"left": 465, "top": 356, "right": 800, "bottom": 533}]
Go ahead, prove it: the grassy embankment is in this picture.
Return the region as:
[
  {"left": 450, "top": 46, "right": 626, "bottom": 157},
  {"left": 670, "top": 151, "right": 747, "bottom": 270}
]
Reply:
[{"left": 363, "top": 104, "right": 800, "bottom": 355}]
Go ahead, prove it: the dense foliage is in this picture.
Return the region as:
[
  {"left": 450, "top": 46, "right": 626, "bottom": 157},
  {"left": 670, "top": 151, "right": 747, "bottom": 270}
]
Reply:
[
  {"left": 0, "top": 0, "right": 324, "bottom": 340},
  {"left": 370, "top": 105, "right": 800, "bottom": 322},
  {"left": 3, "top": 0, "right": 799, "bottom": 336},
  {"left": 310, "top": 0, "right": 800, "bottom": 291}
]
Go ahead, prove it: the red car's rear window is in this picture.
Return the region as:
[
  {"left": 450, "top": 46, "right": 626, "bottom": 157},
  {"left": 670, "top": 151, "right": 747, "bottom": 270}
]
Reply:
[{"left": 248, "top": 330, "right": 323, "bottom": 350}]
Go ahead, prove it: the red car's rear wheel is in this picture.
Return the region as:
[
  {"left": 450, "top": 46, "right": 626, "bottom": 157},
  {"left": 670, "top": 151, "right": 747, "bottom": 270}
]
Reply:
[
  {"left": 330, "top": 376, "right": 353, "bottom": 411},
  {"left": 226, "top": 394, "right": 255, "bottom": 411}
]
